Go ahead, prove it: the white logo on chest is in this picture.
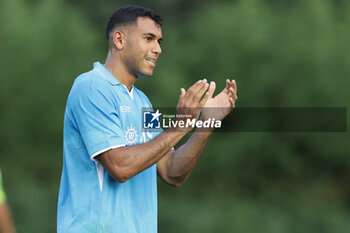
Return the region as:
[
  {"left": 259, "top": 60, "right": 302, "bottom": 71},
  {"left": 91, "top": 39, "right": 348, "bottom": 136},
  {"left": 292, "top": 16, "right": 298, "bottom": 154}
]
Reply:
[{"left": 120, "top": 106, "right": 131, "bottom": 112}]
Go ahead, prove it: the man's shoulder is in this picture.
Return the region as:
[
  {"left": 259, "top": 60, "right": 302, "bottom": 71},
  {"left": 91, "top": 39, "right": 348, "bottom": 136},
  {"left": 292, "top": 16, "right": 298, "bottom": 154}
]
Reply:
[
  {"left": 73, "top": 70, "right": 111, "bottom": 92},
  {"left": 66, "top": 70, "right": 115, "bottom": 108},
  {"left": 69, "top": 70, "right": 116, "bottom": 99}
]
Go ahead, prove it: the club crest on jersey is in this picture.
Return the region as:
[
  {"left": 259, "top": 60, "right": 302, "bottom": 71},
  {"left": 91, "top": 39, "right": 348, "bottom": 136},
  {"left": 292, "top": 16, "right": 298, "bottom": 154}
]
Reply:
[{"left": 125, "top": 124, "right": 138, "bottom": 145}]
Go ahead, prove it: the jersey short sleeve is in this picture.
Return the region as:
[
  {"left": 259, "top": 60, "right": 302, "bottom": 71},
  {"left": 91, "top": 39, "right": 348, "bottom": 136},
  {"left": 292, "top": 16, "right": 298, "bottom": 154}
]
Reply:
[{"left": 69, "top": 86, "right": 126, "bottom": 160}]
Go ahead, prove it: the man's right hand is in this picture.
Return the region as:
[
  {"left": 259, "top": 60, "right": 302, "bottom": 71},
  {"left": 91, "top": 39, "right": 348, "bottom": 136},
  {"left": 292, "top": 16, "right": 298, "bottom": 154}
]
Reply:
[{"left": 175, "top": 79, "right": 213, "bottom": 132}]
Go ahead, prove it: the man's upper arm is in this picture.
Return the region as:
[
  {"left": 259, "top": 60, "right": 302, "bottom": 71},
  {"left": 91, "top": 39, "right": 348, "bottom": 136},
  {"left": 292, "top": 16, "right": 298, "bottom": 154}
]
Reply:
[{"left": 69, "top": 84, "right": 126, "bottom": 160}]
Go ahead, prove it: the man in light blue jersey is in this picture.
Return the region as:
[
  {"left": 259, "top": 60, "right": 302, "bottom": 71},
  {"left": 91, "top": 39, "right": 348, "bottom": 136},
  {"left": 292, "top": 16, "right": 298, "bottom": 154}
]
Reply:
[{"left": 57, "top": 5, "right": 238, "bottom": 233}]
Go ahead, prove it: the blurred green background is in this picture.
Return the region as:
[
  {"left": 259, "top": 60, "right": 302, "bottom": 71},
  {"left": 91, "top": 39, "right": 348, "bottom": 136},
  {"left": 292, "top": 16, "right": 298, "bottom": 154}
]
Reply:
[{"left": 1, "top": 0, "right": 350, "bottom": 232}]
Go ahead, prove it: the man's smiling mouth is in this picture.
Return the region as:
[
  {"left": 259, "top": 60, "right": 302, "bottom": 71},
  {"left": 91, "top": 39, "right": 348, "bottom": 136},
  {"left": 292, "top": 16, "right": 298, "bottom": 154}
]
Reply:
[{"left": 145, "top": 57, "right": 157, "bottom": 65}]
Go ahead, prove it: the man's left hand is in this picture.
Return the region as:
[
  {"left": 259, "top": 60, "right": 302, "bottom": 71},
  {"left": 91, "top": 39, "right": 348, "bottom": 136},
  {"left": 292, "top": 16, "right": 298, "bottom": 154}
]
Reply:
[{"left": 201, "top": 79, "right": 237, "bottom": 121}]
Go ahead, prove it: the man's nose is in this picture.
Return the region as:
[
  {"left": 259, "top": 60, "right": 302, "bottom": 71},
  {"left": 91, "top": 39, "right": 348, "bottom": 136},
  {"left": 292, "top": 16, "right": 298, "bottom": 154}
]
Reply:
[{"left": 152, "top": 42, "right": 162, "bottom": 55}]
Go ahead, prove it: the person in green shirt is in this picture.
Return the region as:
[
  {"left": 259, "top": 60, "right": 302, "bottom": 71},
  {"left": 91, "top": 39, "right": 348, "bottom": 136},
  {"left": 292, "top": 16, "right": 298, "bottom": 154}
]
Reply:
[
  {"left": 0, "top": 170, "right": 16, "bottom": 233},
  {"left": 0, "top": 173, "right": 5, "bottom": 204}
]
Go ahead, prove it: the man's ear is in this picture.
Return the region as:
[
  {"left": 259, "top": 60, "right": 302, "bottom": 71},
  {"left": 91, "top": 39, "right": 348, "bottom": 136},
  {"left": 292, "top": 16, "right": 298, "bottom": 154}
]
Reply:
[{"left": 113, "top": 31, "right": 125, "bottom": 50}]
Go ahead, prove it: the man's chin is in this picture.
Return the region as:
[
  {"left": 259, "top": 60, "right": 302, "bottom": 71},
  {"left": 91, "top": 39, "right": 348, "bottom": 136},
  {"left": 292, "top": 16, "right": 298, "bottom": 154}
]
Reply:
[{"left": 137, "top": 72, "right": 153, "bottom": 78}]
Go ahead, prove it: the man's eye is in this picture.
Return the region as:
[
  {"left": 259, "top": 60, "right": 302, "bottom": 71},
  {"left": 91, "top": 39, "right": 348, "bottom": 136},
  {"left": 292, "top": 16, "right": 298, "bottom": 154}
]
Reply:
[{"left": 145, "top": 37, "right": 152, "bottom": 41}]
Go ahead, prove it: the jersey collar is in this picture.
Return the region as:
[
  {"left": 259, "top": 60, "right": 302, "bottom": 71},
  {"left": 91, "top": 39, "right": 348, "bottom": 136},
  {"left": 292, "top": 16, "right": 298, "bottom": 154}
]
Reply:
[
  {"left": 93, "top": 61, "right": 135, "bottom": 100},
  {"left": 93, "top": 62, "right": 121, "bottom": 86}
]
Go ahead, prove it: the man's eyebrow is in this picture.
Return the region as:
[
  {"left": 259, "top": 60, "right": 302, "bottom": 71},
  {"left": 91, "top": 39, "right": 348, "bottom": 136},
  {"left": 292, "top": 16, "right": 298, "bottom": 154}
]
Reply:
[
  {"left": 143, "top": 33, "right": 163, "bottom": 41},
  {"left": 142, "top": 33, "right": 156, "bottom": 37}
]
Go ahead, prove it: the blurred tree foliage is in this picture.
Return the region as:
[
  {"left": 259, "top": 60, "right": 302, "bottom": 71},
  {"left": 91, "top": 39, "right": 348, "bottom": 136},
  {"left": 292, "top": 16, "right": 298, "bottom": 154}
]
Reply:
[
  {"left": 0, "top": 0, "right": 101, "bottom": 232},
  {"left": 0, "top": 0, "right": 349, "bottom": 232}
]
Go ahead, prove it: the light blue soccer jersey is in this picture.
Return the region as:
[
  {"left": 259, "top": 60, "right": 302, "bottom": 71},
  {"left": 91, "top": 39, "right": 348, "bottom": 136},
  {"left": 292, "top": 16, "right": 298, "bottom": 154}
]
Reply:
[{"left": 57, "top": 62, "right": 159, "bottom": 233}]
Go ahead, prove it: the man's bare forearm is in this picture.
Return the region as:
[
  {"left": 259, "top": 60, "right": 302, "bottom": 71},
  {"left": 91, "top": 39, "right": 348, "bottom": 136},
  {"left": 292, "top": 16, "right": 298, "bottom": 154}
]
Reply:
[
  {"left": 165, "top": 129, "right": 213, "bottom": 185},
  {"left": 98, "top": 128, "right": 188, "bottom": 182}
]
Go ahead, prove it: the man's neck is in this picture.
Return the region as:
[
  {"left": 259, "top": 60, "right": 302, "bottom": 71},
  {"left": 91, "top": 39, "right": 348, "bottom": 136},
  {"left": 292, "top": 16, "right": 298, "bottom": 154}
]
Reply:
[{"left": 104, "top": 52, "right": 136, "bottom": 91}]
